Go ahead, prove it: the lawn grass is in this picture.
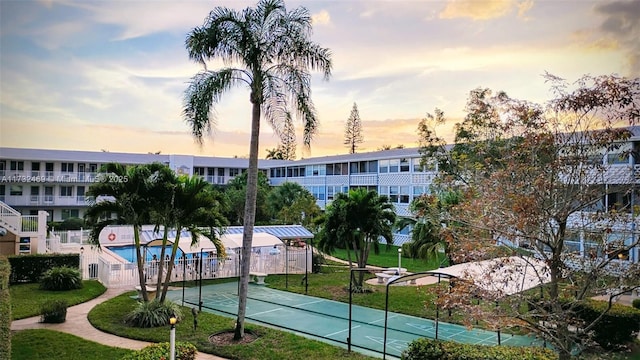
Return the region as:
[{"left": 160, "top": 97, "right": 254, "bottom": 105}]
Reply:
[
  {"left": 11, "top": 329, "right": 133, "bottom": 360},
  {"left": 10, "top": 280, "right": 106, "bottom": 320},
  {"left": 265, "top": 264, "right": 440, "bottom": 318},
  {"left": 324, "top": 245, "right": 446, "bottom": 272},
  {"left": 87, "top": 291, "right": 377, "bottom": 360}
]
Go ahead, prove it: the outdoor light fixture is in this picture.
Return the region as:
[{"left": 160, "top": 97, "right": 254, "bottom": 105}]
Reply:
[
  {"left": 398, "top": 248, "right": 402, "bottom": 272},
  {"left": 169, "top": 314, "right": 177, "bottom": 360}
]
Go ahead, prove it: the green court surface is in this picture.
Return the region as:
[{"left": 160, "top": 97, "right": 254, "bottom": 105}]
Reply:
[{"left": 167, "top": 282, "right": 542, "bottom": 359}]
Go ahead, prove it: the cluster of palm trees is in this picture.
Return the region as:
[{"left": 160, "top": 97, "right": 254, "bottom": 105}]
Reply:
[{"left": 84, "top": 162, "right": 227, "bottom": 303}]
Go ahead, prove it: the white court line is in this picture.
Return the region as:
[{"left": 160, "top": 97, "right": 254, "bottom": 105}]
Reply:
[
  {"left": 295, "top": 299, "right": 325, "bottom": 307},
  {"left": 368, "top": 314, "right": 397, "bottom": 325},
  {"left": 248, "top": 308, "right": 283, "bottom": 317},
  {"left": 325, "top": 325, "right": 360, "bottom": 337},
  {"left": 446, "top": 329, "right": 467, "bottom": 339}
]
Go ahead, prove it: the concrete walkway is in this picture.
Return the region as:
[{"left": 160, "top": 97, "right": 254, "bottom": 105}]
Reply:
[{"left": 11, "top": 287, "right": 227, "bottom": 360}]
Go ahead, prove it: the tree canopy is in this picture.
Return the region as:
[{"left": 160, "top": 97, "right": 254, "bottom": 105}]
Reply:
[{"left": 418, "top": 73, "right": 640, "bottom": 359}]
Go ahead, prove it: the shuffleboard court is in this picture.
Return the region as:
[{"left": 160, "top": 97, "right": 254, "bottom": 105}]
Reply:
[{"left": 167, "top": 282, "right": 542, "bottom": 359}]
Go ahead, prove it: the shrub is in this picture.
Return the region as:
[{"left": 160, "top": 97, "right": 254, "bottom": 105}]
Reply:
[
  {"left": 574, "top": 299, "right": 640, "bottom": 350},
  {"left": 0, "top": 256, "right": 11, "bottom": 360},
  {"left": 120, "top": 341, "right": 197, "bottom": 360},
  {"left": 632, "top": 298, "right": 640, "bottom": 310},
  {"left": 40, "top": 266, "right": 83, "bottom": 291},
  {"left": 41, "top": 299, "right": 68, "bottom": 323},
  {"left": 312, "top": 252, "right": 324, "bottom": 273},
  {"left": 9, "top": 254, "right": 80, "bottom": 284},
  {"left": 402, "top": 338, "right": 558, "bottom": 360},
  {"left": 124, "top": 300, "right": 183, "bottom": 328}
]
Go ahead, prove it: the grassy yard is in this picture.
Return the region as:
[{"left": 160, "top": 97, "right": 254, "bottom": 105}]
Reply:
[
  {"left": 12, "top": 329, "right": 133, "bottom": 360},
  {"left": 324, "top": 245, "right": 446, "bottom": 272},
  {"left": 10, "top": 280, "right": 106, "bottom": 320}
]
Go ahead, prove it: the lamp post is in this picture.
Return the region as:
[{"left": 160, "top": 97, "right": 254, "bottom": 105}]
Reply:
[
  {"left": 397, "top": 248, "right": 402, "bottom": 272},
  {"left": 79, "top": 247, "right": 84, "bottom": 279},
  {"left": 169, "top": 314, "right": 177, "bottom": 360}
]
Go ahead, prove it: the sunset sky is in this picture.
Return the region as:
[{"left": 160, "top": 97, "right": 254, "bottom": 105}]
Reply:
[{"left": 1, "top": 0, "right": 638, "bottom": 159}]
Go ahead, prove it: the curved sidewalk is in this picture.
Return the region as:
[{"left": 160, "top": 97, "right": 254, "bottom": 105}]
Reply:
[{"left": 10, "top": 287, "right": 227, "bottom": 360}]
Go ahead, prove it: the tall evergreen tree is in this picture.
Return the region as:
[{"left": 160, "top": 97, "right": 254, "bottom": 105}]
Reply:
[
  {"left": 279, "top": 115, "right": 297, "bottom": 160},
  {"left": 344, "top": 102, "right": 364, "bottom": 154}
]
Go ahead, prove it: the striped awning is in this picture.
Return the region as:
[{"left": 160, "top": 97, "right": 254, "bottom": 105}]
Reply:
[{"left": 224, "top": 225, "right": 314, "bottom": 240}]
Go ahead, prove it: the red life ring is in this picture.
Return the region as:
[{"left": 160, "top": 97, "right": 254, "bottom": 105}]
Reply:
[{"left": 108, "top": 233, "right": 116, "bottom": 241}]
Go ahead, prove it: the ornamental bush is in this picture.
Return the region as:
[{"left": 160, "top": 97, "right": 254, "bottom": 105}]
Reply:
[
  {"left": 401, "top": 338, "right": 558, "bottom": 360},
  {"left": 0, "top": 256, "right": 11, "bottom": 360},
  {"left": 124, "top": 300, "right": 183, "bottom": 328},
  {"left": 41, "top": 299, "right": 68, "bottom": 323},
  {"left": 120, "top": 342, "right": 197, "bottom": 360},
  {"left": 574, "top": 299, "right": 640, "bottom": 350},
  {"left": 632, "top": 298, "right": 640, "bottom": 310},
  {"left": 40, "top": 266, "right": 83, "bottom": 291}
]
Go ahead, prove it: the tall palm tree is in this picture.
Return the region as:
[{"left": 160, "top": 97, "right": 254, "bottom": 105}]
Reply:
[
  {"left": 183, "top": 0, "right": 331, "bottom": 339},
  {"left": 85, "top": 162, "right": 173, "bottom": 302},
  {"left": 156, "top": 175, "right": 228, "bottom": 302}
]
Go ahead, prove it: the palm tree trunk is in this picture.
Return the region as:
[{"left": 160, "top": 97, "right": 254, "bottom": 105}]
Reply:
[
  {"left": 134, "top": 225, "right": 148, "bottom": 302},
  {"left": 159, "top": 229, "right": 182, "bottom": 303},
  {"left": 234, "top": 100, "right": 261, "bottom": 340},
  {"left": 156, "top": 226, "right": 170, "bottom": 295}
]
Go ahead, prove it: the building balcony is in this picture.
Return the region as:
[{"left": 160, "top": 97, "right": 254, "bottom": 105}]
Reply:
[{"left": 3, "top": 195, "right": 90, "bottom": 207}]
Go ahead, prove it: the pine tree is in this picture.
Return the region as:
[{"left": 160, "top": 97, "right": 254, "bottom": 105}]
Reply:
[
  {"left": 280, "top": 116, "right": 297, "bottom": 160},
  {"left": 343, "top": 102, "right": 364, "bottom": 154}
]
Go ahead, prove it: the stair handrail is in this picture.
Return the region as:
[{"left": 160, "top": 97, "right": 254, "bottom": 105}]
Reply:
[{"left": 0, "top": 200, "right": 21, "bottom": 232}]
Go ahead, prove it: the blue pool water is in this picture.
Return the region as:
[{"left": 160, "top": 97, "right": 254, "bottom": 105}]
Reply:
[{"left": 107, "top": 245, "right": 192, "bottom": 263}]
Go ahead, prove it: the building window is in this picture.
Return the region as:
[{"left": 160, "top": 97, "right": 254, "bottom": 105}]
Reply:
[
  {"left": 77, "top": 186, "right": 85, "bottom": 202},
  {"left": 400, "top": 186, "right": 410, "bottom": 203},
  {"left": 10, "top": 161, "right": 24, "bottom": 171},
  {"left": 607, "top": 153, "right": 628, "bottom": 165},
  {"left": 45, "top": 162, "right": 54, "bottom": 177},
  {"left": 389, "top": 186, "right": 399, "bottom": 203},
  {"left": 413, "top": 186, "right": 429, "bottom": 198},
  {"left": 306, "top": 186, "right": 326, "bottom": 201},
  {"left": 350, "top": 161, "right": 378, "bottom": 174},
  {"left": 305, "top": 165, "right": 325, "bottom": 176},
  {"left": 229, "top": 168, "right": 240, "bottom": 177},
  {"left": 389, "top": 159, "right": 399, "bottom": 173},
  {"left": 194, "top": 167, "right": 205, "bottom": 176},
  {"left": 379, "top": 160, "right": 389, "bottom": 173},
  {"left": 60, "top": 186, "right": 73, "bottom": 197},
  {"left": 61, "top": 209, "right": 80, "bottom": 220},
  {"left": 400, "top": 158, "right": 410, "bottom": 172},
  {"left": 44, "top": 187, "right": 53, "bottom": 202},
  {"left": 30, "top": 186, "right": 39, "bottom": 202},
  {"left": 61, "top": 163, "right": 74, "bottom": 172},
  {"left": 10, "top": 185, "right": 23, "bottom": 196}
]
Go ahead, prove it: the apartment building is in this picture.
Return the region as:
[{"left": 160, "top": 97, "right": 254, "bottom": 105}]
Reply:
[{"left": 1, "top": 132, "right": 640, "bottom": 262}]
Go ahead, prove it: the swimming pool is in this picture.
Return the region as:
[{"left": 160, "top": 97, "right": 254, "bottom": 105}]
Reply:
[{"left": 107, "top": 245, "right": 189, "bottom": 263}]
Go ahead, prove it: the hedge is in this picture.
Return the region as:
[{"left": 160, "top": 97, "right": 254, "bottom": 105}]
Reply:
[
  {"left": 402, "top": 338, "right": 558, "bottom": 360},
  {"left": 574, "top": 299, "right": 640, "bottom": 350},
  {"left": 120, "top": 341, "right": 197, "bottom": 360},
  {"left": 0, "top": 255, "right": 11, "bottom": 360},
  {"left": 8, "top": 253, "right": 80, "bottom": 284}
]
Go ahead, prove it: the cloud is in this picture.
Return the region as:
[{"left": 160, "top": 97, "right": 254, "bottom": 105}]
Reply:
[
  {"left": 516, "top": 0, "right": 534, "bottom": 19},
  {"left": 594, "top": 0, "right": 640, "bottom": 75},
  {"left": 439, "top": 0, "right": 533, "bottom": 20},
  {"left": 312, "top": 10, "right": 331, "bottom": 26}
]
